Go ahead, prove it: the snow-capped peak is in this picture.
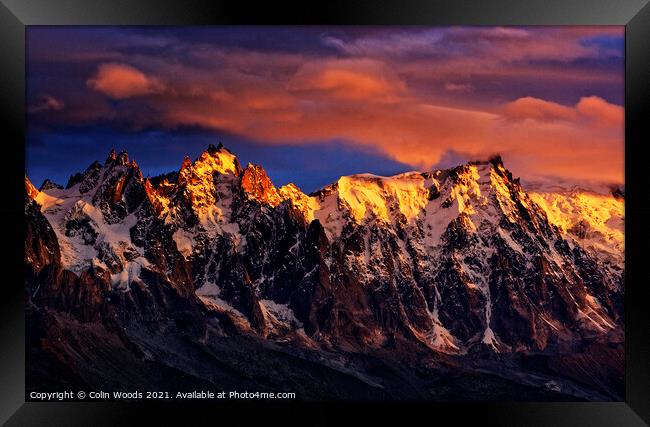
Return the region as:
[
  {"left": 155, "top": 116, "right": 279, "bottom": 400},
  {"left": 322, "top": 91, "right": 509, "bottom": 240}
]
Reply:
[
  {"left": 309, "top": 160, "right": 512, "bottom": 241},
  {"left": 190, "top": 144, "right": 241, "bottom": 177}
]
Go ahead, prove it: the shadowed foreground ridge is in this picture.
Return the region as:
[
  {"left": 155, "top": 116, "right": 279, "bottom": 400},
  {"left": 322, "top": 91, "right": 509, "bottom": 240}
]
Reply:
[{"left": 25, "top": 144, "right": 624, "bottom": 401}]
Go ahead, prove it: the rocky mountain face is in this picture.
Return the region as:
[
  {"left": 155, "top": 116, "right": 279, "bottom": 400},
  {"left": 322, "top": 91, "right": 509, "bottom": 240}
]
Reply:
[{"left": 25, "top": 144, "right": 625, "bottom": 400}]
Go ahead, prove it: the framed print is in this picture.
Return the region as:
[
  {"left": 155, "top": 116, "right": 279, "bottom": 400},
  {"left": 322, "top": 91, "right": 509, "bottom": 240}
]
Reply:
[{"left": 1, "top": 0, "right": 649, "bottom": 425}]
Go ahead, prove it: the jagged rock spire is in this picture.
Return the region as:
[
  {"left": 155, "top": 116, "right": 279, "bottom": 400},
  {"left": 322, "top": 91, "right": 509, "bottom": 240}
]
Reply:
[
  {"left": 488, "top": 154, "right": 504, "bottom": 168},
  {"left": 106, "top": 148, "right": 117, "bottom": 163},
  {"left": 117, "top": 150, "right": 129, "bottom": 165},
  {"left": 178, "top": 155, "right": 194, "bottom": 184},
  {"left": 180, "top": 155, "right": 192, "bottom": 171},
  {"left": 206, "top": 142, "right": 230, "bottom": 156},
  {"left": 106, "top": 149, "right": 130, "bottom": 166},
  {"left": 39, "top": 178, "right": 63, "bottom": 191},
  {"left": 207, "top": 143, "right": 221, "bottom": 155},
  {"left": 241, "top": 163, "right": 281, "bottom": 206},
  {"left": 25, "top": 176, "right": 39, "bottom": 199}
]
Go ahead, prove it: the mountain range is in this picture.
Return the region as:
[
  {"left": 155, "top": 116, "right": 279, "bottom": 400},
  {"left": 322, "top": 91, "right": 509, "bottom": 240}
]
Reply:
[{"left": 25, "top": 143, "right": 625, "bottom": 400}]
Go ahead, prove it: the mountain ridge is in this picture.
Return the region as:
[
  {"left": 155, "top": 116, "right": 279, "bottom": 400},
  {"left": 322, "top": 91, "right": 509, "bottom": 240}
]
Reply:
[{"left": 24, "top": 143, "right": 625, "bottom": 400}]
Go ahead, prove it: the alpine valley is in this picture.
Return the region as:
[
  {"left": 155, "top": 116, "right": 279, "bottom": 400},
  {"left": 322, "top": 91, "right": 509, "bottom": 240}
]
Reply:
[{"left": 25, "top": 144, "right": 625, "bottom": 401}]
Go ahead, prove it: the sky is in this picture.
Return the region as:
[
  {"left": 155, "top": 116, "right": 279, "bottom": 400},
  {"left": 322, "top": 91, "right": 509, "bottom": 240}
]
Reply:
[{"left": 26, "top": 26, "right": 624, "bottom": 193}]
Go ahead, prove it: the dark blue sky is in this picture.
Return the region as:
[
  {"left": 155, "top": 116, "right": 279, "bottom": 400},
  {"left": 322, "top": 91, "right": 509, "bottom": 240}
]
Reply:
[{"left": 26, "top": 127, "right": 412, "bottom": 193}]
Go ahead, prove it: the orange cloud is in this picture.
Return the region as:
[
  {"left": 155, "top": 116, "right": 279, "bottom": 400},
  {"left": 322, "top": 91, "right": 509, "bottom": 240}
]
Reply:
[
  {"left": 289, "top": 60, "right": 405, "bottom": 101},
  {"left": 503, "top": 96, "right": 623, "bottom": 128},
  {"left": 488, "top": 118, "right": 623, "bottom": 183},
  {"left": 504, "top": 97, "right": 578, "bottom": 122},
  {"left": 305, "top": 69, "right": 395, "bottom": 99},
  {"left": 576, "top": 96, "right": 624, "bottom": 127},
  {"left": 162, "top": 92, "right": 622, "bottom": 184},
  {"left": 87, "top": 62, "right": 165, "bottom": 99}
]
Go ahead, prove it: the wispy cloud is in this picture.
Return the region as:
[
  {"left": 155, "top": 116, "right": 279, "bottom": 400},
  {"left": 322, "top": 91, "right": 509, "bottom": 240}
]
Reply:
[
  {"left": 28, "top": 94, "right": 65, "bottom": 113},
  {"left": 444, "top": 82, "right": 473, "bottom": 94}
]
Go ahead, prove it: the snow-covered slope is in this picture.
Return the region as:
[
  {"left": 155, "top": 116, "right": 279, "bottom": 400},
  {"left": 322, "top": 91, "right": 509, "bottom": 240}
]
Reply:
[
  {"left": 527, "top": 182, "right": 624, "bottom": 269},
  {"left": 32, "top": 153, "right": 150, "bottom": 288},
  {"left": 305, "top": 158, "right": 623, "bottom": 352}
]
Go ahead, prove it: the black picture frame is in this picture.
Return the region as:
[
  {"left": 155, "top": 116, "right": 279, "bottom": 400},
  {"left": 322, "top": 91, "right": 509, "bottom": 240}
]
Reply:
[{"left": 2, "top": 0, "right": 649, "bottom": 425}]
